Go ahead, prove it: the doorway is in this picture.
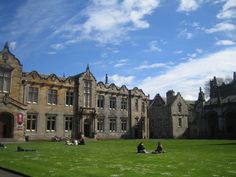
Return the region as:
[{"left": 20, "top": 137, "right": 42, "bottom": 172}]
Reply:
[
  {"left": 84, "top": 119, "right": 91, "bottom": 137},
  {"left": 0, "top": 112, "right": 14, "bottom": 138}
]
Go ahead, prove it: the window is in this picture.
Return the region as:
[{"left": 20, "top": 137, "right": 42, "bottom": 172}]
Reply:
[
  {"left": 178, "top": 118, "right": 182, "bottom": 127},
  {"left": 46, "top": 115, "right": 56, "bottom": 132},
  {"left": 109, "top": 118, "right": 116, "bottom": 132},
  {"left": 97, "top": 95, "right": 104, "bottom": 108},
  {"left": 28, "top": 87, "right": 38, "bottom": 103},
  {"left": 26, "top": 114, "right": 37, "bottom": 132},
  {"left": 110, "top": 97, "right": 116, "bottom": 109},
  {"left": 121, "top": 119, "right": 127, "bottom": 132},
  {"left": 84, "top": 81, "right": 92, "bottom": 107},
  {"left": 142, "top": 102, "right": 145, "bottom": 113},
  {"left": 97, "top": 118, "right": 104, "bottom": 132},
  {"left": 121, "top": 98, "right": 127, "bottom": 110},
  {"left": 66, "top": 91, "right": 73, "bottom": 106},
  {"left": 178, "top": 102, "right": 182, "bottom": 112},
  {"left": 0, "top": 69, "right": 11, "bottom": 93},
  {"left": 135, "top": 99, "right": 139, "bottom": 111},
  {"left": 48, "top": 89, "right": 57, "bottom": 105},
  {"left": 65, "top": 116, "right": 73, "bottom": 132}
]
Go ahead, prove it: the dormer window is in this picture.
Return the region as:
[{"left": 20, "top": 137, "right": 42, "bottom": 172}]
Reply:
[{"left": 0, "top": 69, "right": 11, "bottom": 93}]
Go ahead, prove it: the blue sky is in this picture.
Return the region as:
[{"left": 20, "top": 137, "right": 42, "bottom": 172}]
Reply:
[{"left": 1, "top": 0, "right": 236, "bottom": 100}]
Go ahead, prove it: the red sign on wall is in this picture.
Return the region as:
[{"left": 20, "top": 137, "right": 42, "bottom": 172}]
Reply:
[{"left": 17, "top": 113, "right": 23, "bottom": 125}]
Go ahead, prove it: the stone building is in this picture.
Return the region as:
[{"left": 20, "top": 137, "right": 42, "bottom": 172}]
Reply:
[
  {"left": 149, "top": 90, "right": 189, "bottom": 138},
  {"left": 0, "top": 43, "right": 149, "bottom": 140},
  {"left": 196, "top": 75, "right": 236, "bottom": 138}
]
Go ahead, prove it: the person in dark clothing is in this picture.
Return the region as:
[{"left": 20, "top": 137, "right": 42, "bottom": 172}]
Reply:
[
  {"left": 0, "top": 143, "right": 7, "bottom": 149},
  {"left": 137, "top": 142, "right": 147, "bottom": 153},
  {"left": 79, "top": 137, "right": 85, "bottom": 145},
  {"left": 154, "top": 141, "right": 165, "bottom": 153}
]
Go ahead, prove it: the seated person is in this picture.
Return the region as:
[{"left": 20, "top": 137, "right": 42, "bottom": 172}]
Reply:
[
  {"left": 79, "top": 137, "right": 85, "bottom": 145},
  {"left": 154, "top": 141, "right": 165, "bottom": 153},
  {"left": 137, "top": 142, "right": 147, "bottom": 153},
  {"left": 0, "top": 143, "right": 7, "bottom": 149},
  {"left": 17, "top": 146, "right": 36, "bottom": 152}
]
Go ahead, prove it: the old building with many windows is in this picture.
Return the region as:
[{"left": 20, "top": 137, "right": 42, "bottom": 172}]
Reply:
[
  {"left": 149, "top": 90, "right": 189, "bottom": 138},
  {"left": 0, "top": 43, "right": 149, "bottom": 140}
]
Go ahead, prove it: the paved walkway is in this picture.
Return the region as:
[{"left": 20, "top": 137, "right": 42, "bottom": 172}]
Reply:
[{"left": 0, "top": 167, "right": 30, "bottom": 177}]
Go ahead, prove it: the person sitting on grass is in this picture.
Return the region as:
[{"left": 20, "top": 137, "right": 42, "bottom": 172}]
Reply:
[
  {"left": 0, "top": 143, "right": 7, "bottom": 149},
  {"left": 153, "top": 141, "right": 165, "bottom": 153},
  {"left": 79, "top": 137, "right": 85, "bottom": 145},
  {"left": 16, "top": 146, "right": 36, "bottom": 152},
  {"left": 137, "top": 142, "right": 147, "bottom": 153},
  {"left": 65, "top": 137, "right": 73, "bottom": 145}
]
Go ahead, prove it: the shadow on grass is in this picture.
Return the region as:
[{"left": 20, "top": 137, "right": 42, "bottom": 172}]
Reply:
[{"left": 210, "top": 142, "right": 236, "bottom": 146}]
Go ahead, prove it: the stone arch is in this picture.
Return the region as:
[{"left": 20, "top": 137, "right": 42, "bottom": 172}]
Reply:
[
  {"left": 0, "top": 112, "right": 14, "bottom": 138},
  {"left": 224, "top": 109, "right": 236, "bottom": 138},
  {"left": 206, "top": 111, "right": 218, "bottom": 138}
]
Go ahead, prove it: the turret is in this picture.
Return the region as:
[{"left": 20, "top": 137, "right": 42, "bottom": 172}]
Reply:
[
  {"left": 166, "top": 90, "right": 175, "bottom": 105},
  {"left": 210, "top": 76, "right": 218, "bottom": 98},
  {"left": 197, "top": 87, "right": 205, "bottom": 103},
  {"left": 105, "top": 74, "right": 108, "bottom": 85}
]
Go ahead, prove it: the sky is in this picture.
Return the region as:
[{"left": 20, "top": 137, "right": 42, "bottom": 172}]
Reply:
[{"left": 1, "top": 0, "right": 236, "bottom": 100}]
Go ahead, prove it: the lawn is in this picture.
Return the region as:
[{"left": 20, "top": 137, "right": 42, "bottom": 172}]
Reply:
[{"left": 0, "top": 139, "right": 236, "bottom": 177}]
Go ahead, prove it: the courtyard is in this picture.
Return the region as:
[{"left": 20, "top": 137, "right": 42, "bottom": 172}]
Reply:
[{"left": 0, "top": 139, "right": 236, "bottom": 177}]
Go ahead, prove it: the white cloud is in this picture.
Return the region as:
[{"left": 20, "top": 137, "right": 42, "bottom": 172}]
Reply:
[
  {"left": 196, "top": 48, "right": 203, "bottom": 53},
  {"left": 114, "top": 59, "right": 128, "bottom": 68},
  {"left": 9, "top": 41, "right": 17, "bottom": 50},
  {"left": 51, "top": 43, "right": 64, "bottom": 50},
  {"left": 178, "top": 28, "right": 193, "bottom": 39},
  {"left": 48, "top": 51, "right": 56, "bottom": 55},
  {"left": 58, "top": 0, "right": 160, "bottom": 44},
  {"left": 215, "top": 39, "right": 235, "bottom": 45},
  {"left": 174, "top": 50, "right": 183, "bottom": 54},
  {"left": 135, "top": 62, "right": 173, "bottom": 70},
  {"left": 114, "top": 63, "right": 126, "bottom": 67},
  {"left": 145, "top": 40, "right": 162, "bottom": 52},
  {"left": 177, "top": 0, "right": 202, "bottom": 12},
  {"left": 110, "top": 74, "right": 135, "bottom": 86},
  {"left": 205, "top": 22, "right": 236, "bottom": 33},
  {"left": 217, "top": 0, "right": 236, "bottom": 19},
  {"left": 138, "top": 47, "right": 236, "bottom": 100}
]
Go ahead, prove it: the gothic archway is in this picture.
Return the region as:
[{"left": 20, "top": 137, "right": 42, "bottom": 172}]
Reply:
[
  {"left": 0, "top": 112, "right": 14, "bottom": 138},
  {"left": 206, "top": 111, "right": 218, "bottom": 138}
]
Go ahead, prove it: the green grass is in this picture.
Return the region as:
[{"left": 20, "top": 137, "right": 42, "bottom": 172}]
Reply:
[{"left": 0, "top": 139, "right": 236, "bottom": 177}]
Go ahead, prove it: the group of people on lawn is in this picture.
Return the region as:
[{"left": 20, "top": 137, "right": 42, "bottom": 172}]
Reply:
[
  {"left": 137, "top": 141, "right": 165, "bottom": 154},
  {"left": 65, "top": 136, "right": 85, "bottom": 146}
]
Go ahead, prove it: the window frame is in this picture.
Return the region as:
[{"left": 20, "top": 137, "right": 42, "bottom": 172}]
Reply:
[
  {"left": 65, "top": 91, "right": 73, "bottom": 106},
  {"left": 97, "top": 118, "right": 104, "bottom": 132},
  {"left": 48, "top": 89, "right": 57, "bottom": 105},
  {"left": 46, "top": 115, "right": 56, "bottom": 132},
  {"left": 97, "top": 95, "right": 105, "bottom": 109},
  {"left": 64, "top": 116, "right": 73, "bottom": 132},
  {"left": 84, "top": 80, "right": 92, "bottom": 108},
  {"left": 109, "top": 118, "right": 117, "bottom": 132},
  {"left": 110, "top": 96, "right": 116, "bottom": 109},
  {"left": 27, "top": 87, "right": 39, "bottom": 104},
  {"left": 121, "top": 118, "right": 128, "bottom": 132},
  {"left": 26, "top": 113, "right": 37, "bottom": 132},
  {"left": 121, "top": 97, "right": 127, "bottom": 110},
  {"left": 0, "top": 69, "right": 11, "bottom": 93}
]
